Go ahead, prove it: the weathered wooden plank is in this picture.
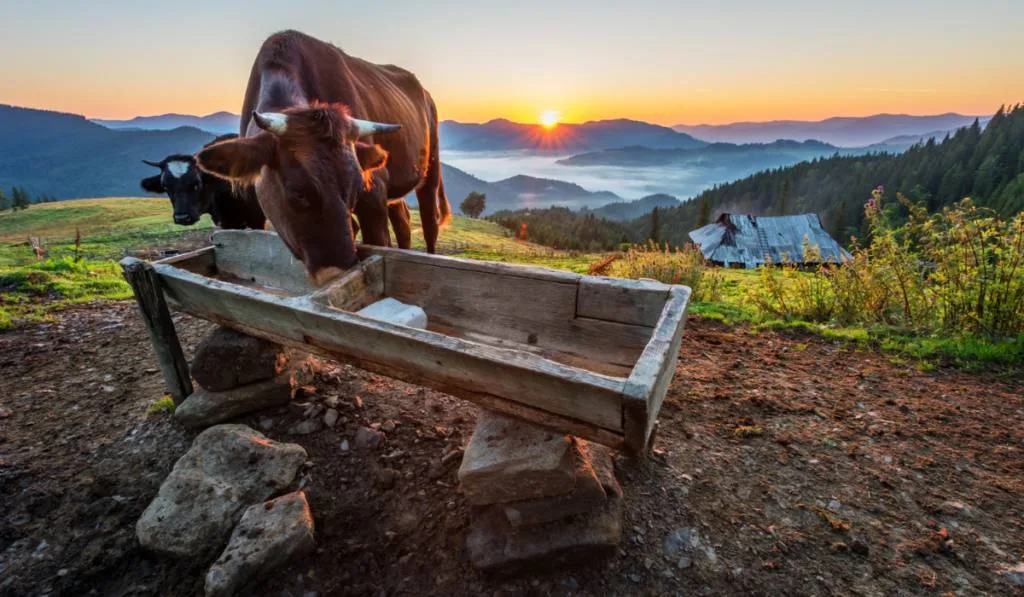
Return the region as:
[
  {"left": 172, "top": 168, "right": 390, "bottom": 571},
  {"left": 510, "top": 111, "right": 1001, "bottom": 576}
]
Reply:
[
  {"left": 577, "top": 277, "right": 670, "bottom": 327},
  {"left": 154, "top": 246, "right": 216, "bottom": 275},
  {"left": 308, "top": 255, "right": 384, "bottom": 311},
  {"left": 212, "top": 229, "right": 314, "bottom": 295},
  {"left": 154, "top": 265, "right": 626, "bottom": 435},
  {"left": 622, "top": 286, "right": 691, "bottom": 453},
  {"left": 384, "top": 257, "right": 649, "bottom": 368},
  {"left": 428, "top": 323, "right": 634, "bottom": 379},
  {"left": 120, "top": 257, "right": 193, "bottom": 404},
  {"left": 360, "top": 244, "right": 583, "bottom": 284}
]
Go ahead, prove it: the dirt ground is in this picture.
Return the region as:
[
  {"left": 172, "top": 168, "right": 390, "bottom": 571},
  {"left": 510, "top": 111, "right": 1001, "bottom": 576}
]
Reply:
[{"left": 1, "top": 302, "right": 1022, "bottom": 597}]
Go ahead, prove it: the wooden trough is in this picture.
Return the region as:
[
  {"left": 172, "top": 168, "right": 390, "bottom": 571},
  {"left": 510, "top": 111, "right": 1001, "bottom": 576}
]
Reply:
[{"left": 122, "top": 230, "right": 690, "bottom": 454}]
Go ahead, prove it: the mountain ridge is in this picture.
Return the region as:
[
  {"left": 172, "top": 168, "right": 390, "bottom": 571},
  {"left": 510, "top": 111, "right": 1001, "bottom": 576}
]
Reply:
[{"left": 673, "top": 113, "right": 990, "bottom": 147}]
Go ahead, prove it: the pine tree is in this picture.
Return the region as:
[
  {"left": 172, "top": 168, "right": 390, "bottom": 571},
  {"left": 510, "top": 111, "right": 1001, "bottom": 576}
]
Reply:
[
  {"left": 698, "top": 196, "right": 711, "bottom": 227},
  {"left": 0, "top": 188, "right": 9, "bottom": 211},
  {"left": 648, "top": 207, "right": 661, "bottom": 243},
  {"left": 11, "top": 187, "right": 30, "bottom": 211}
]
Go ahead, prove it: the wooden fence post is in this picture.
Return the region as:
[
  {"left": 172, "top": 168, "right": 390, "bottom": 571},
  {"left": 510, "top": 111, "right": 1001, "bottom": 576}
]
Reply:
[{"left": 120, "top": 257, "right": 193, "bottom": 404}]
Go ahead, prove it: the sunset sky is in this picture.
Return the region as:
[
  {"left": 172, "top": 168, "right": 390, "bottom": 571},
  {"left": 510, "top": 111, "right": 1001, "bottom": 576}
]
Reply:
[{"left": 2, "top": 0, "right": 1021, "bottom": 125}]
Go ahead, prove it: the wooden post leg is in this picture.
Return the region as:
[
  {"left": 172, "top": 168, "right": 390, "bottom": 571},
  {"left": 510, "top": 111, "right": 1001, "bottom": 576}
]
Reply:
[{"left": 120, "top": 257, "right": 193, "bottom": 404}]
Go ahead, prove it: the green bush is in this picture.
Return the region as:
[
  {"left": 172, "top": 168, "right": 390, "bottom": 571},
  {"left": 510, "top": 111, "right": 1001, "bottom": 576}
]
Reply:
[{"left": 748, "top": 189, "right": 1024, "bottom": 337}]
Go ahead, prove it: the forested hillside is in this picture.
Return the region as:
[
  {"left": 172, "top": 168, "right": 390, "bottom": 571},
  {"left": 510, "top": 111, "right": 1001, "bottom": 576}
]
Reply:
[
  {"left": 488, "top": 207, "right": 635, "bottom": 250},
  {"left": 0, "top": 105, "right": 215, "bottom": 198},
  {"left": 642, "top": 104, "right": 1024, "bottom": 245}
]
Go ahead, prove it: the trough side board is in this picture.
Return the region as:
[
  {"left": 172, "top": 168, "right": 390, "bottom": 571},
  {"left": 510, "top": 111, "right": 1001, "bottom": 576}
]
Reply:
[{"left": 622, "top": 286, "right": 691, "bottom": 453}]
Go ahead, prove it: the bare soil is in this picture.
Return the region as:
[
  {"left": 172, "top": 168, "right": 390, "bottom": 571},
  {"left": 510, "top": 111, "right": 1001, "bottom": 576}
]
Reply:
[{"left": 1, "top": 304, "right": 1022, "bottom": 596}]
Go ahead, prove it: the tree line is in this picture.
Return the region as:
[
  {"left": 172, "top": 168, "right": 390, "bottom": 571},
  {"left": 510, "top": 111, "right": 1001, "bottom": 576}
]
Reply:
[{"left": 0, "top": 187, "right": 59, "bottom": 212}]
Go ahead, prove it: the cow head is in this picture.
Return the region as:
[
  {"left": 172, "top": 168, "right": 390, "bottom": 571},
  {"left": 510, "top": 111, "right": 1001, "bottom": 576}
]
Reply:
[
  {"left": 195, "top": 102, "right": 398, "bottom": 285},
  {"left": 140, "top": 156, "right": 210, "bottom": 225}
]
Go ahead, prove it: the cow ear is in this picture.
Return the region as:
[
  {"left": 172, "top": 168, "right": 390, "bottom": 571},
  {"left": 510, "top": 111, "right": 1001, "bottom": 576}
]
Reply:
[
  {"left": 140, "top": 175, "right": 164, "bottom": 194},
  {"left": 197, "top": 134, "right": 276, "bottom": 183},
  {"left": 355, "top": 142, "right": 388, "bottom": 172}
]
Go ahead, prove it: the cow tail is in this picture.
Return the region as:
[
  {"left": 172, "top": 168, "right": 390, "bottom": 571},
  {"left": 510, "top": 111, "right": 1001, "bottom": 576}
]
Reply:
[
  {"left": 428, "top": 98, "right": 452, "bottom": 229},
  {"left": 437, "top": 173, "right": 452, "bottom": 228}
]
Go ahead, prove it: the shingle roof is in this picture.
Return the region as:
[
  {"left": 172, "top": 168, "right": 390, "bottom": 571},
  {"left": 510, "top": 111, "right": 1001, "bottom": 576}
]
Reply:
[{"left": 688, "top": 213, "right": 851, "bottom": 268}]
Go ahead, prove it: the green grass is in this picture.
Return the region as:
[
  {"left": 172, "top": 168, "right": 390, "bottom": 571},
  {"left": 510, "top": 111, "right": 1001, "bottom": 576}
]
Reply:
[
  {"left": 147, "top": 396, "right": 176, "bottom": 415},
  {"left": 0, "top": 256, "right": 133, "bottom": 327},
  {"left": 0, "top": 197, "right": 215, "bottom": 267}
]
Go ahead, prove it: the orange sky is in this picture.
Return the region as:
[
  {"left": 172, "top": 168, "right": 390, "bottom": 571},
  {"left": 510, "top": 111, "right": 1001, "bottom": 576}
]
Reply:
[{"left": 2, "top": 1, "right": 1021, "bottom": 125}]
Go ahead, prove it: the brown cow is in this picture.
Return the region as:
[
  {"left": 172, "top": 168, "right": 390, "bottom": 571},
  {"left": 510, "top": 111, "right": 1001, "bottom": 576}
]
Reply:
[{"left": 196, "top": 30, "right": 449, "bottom": 285}]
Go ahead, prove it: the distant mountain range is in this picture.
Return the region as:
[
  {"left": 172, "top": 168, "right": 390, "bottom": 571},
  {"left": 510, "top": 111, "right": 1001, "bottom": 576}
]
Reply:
[
  {"left": 1, "top": 104, "right": 630, "bottom": 213},
  {"left": 1, "top": 104, "right": 216, "bottom": 198},
  {"left": 440, "top": 165, "right": 625, "bottom": 215},
  {"left": 89, "top": 110, "right": 992, "bottom": 151},
  {"left": 92, "top": 112, "right": 239, "bottom": 135},
  {"left": 438, "top": 119, "right": 706, "bottom": 151},
  {"left": 673, "top": 113, "right": 989, "bottom": 147}
]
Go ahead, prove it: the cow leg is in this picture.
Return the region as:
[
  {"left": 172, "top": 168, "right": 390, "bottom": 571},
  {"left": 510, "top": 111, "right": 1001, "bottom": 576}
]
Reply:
[
  {"left": 387, "top": 199, "right": 412, "bottom": 249},
  {"left": 353, "top": 184, "right": 391, "bottom": 247}
]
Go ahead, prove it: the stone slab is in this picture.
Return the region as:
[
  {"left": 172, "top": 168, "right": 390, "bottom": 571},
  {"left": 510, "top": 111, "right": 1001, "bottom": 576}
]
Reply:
[
  {"left": 467, "top": 494, "right": 623, "bottom": 573},
  {"left": 458, "top": 411, "right": 575, "bottom": 505},
  {"left": 501, "top": 440, "right": 609, "bottom": 527},
  {"left": 174, "top": 375, "right": 292, "bottom": 428},
  {"left": 191, "top": 326, "right": 289, "bottom": 391}
]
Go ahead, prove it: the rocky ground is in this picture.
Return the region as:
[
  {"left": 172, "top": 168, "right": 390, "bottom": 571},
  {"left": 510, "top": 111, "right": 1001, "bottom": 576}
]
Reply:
[{"left": 1, "top": 302, "right": 1022, "bottom": 596}]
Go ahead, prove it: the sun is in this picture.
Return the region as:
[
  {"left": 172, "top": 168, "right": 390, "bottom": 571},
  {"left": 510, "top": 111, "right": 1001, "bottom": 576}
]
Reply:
[{"left": 540, "top": 110, "right": 561, "bottom": 129}]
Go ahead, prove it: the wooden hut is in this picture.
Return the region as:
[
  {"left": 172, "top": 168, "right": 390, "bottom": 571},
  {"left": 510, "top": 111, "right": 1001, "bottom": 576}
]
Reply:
[{"left": 688, "top": 213, "right": 850, "bottom": 268}]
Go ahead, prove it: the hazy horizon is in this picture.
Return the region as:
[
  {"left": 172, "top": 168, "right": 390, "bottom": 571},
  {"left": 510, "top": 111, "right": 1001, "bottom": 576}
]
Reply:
[
  {"left": 85, "top": 108, "right": 994, "bottom": 127},
  {"left": 2, "top": 0, "right": 1022, "bottom": 125}
]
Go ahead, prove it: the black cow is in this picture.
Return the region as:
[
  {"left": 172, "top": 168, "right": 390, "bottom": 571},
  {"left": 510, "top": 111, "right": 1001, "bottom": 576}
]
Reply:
[{"left": 140, "top": 134, "right": 266, "bottom": 229}]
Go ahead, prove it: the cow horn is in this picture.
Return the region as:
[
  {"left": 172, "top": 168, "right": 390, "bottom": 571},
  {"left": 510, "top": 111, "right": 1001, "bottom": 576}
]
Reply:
[
  {"left": 253, "top": 111, "right": 288, "bottom": 134},
  {"left": 142, "top": 160, "right": 163, "bottom": 168},
  {"left": 351, "top": 118, "right": 402, "bottom": 138}
]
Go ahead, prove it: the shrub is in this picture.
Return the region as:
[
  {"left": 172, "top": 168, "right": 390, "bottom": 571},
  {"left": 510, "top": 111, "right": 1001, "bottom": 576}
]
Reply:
[
  {"left": 611, "top": 242, "right": 723, "bottom": 301},
  {"left": 748, "top": 189, "right": 1024, "bottom": 337}
]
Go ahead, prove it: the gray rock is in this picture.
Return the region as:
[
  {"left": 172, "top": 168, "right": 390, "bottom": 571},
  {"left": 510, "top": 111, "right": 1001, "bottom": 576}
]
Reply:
[
  {"left": 287, "top": 420, "right": 321, "bottom": 436},
  {"left": 323, "top": 408, "right": 339, "bottom": 428},
  {"left": 663, "top": 527, "right": 719, "bottom": 572},
  {"left": 136, "top": 424, "right": 307, "bottom": 558},
  {"left": 467, "top": 494, "right": 622, "bottom": 573},
  {"left": 205, "top": 491, "right": 315, "bottom": 597},
  {"left": 354, "top": 427, "right": 384, "bottom": 450},
  {"left": 663, "top": 528, "right": 700, "bottom": 557},
  {"left": 501, "top": 440, "right": 613, "bottom": 527},
  {"left": 174, "top": 377, "right": 292, "bottom": 428},
  {"left": 191, "top": 327, "right": 289, "bottom": 392},
  {"left": 458, "top": 411, "right": 574, "bottom": 506}
]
